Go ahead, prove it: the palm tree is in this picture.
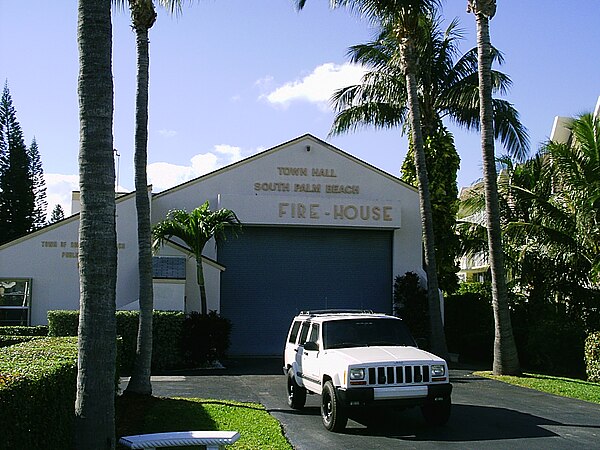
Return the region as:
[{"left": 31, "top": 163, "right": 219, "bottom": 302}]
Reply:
[
  {"left": 467, "top": 0, "right": 520, "bottom": 375},
  {"left": 458, "top": 113, "right": 600, "bottom": 345},
  {"left": 116, "top": 0, "right": 184, "bottom": 396},
  {"left": 295, "top": 0, "right": 453, "bottom": 358},
  {"left": 152, "top": 202, "right": 241, "bottom": 315},
  {"left": 331, "top": 14, "right": 528, "bottom": 293},
  {"left": 75, "top": 0, "right": 118, "bottom": 448},
  {"left": 543, "top": 114, "right": 600, "bottom": 281},
  {"left": 506, "top": 114, "right": 600, "bottom": 304}
]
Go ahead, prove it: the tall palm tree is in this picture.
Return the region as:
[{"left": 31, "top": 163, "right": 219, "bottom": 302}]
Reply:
[
  {"left": 75, "top": 0, "right": 118, "bottom": 448},
  {"left": 296, "top": 0, "right": 452, "bottom": 357},
  {"left": 467, "top": 0, "right": 520, "bottom": 375},
  {"left": 116, "top": 0, "right": 184, "bottom": 396},
  {"left": 331, "top": 15, "right": 528, "bottom": 293},
  {"left": 152, "top": 202, "right": 241, "bottom": 315}
]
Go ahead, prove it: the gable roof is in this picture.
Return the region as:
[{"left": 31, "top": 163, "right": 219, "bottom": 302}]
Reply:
[{"left": 153, "top": 134, "right": 417, "bottom": 199}]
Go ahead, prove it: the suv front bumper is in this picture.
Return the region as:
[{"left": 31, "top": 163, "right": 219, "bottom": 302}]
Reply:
[{"left": 336, "top": 383, "right": 452, "bottom": 408}]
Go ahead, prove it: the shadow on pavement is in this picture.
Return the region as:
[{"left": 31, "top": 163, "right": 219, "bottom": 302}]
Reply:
[
  {"left": 270, "top": 401, "right": 584, "bottom": 443},
  {"left": 163, "top": 357, "right": 284, "bottom": 376}
]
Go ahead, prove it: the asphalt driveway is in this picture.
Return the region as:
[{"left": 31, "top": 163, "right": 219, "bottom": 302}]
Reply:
[{"left": 121, "top": 359, "right": 600, "bottom": 449}]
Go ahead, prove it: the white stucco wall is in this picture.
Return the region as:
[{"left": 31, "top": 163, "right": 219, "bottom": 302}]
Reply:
[
  {"left": 0, "top": 191, "right": 144, "bottom": 324},
  {"left": 152, "top": 135, "right": 423, "bottom": 281},
  {"left": 154, "top": 242, "right": 223, "bottom": 314},
  {"left": 0, "top": 135, "right": 423, "bottom": 325}
]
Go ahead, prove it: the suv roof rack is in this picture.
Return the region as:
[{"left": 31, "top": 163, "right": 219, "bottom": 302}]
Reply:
[{"left": 299, "top": 309, "right": 375, "bottom": 316}]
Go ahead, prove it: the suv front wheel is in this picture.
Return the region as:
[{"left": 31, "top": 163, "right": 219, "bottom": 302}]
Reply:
[
  {"left": 287, "top": 368, "right": 306, "bottom": 409},
  {"left": 321, "top": 381, "right": 348, "bottom": 432}
]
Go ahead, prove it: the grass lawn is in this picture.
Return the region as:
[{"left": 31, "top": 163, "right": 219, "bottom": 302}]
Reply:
[
  {"left": 474, "top": 371, "right": 600, "bottom": 405},
  {"left": 116, "top": 395, "right": 292, "bottom": 449}
]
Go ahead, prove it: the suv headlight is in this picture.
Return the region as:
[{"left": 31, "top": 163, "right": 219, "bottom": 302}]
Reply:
[
  {"left": 349, "top": 368, "right": 365, "bottom": 380},
  {"left": 431, "top": 364, "right": 446, "bottom": 377}
]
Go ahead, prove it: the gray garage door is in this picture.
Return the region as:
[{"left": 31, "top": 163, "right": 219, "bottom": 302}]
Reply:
[{"left": 217, "top": 226, "right": 393, "bottom": 356}]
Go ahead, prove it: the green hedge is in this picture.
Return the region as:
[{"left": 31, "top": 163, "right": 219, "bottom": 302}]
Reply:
[
  {"left": 0, "top": 335, "right": 44, "bottom": 348},
  {"left": 0, "top": 337, "right": 78, "bottom": 450},
  {"left": 47, "top": 310, "right": 79, "bottom": 337},
  {"left": 585, "top": 332, "right": 600, "bottom": 383},
  {"left": 49, "top": 310, "right": 184, "bottom": 373},
  {"left": 115, "top": 311, "right": 185, "bottom": 372},
  {"left": 444, "top": 285, "right": 494, "bottom": 363},
  {"left": 48, "top": 309, "right": 232, "bottom": 372},
  {"left": 0, "top": 325, "right": 48, "bottom": 336},
  {"left": 182, "top": 311, "right": 232, "bottom": 365}
]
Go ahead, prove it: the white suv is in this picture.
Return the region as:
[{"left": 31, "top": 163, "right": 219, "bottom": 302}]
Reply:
[{"left": 283, "top": 310, "right": 452, "bottom": 431}]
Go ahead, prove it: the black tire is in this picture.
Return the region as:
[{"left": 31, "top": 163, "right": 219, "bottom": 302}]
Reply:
[
  {"left": 287, "top": 367, "right": 306, "bottom": 409},
  {"left": 421, "top": 397, "right": 451, "bottom": 426},
  {"left": 321, "top": 380, "right": 348, "bottom": 432}
]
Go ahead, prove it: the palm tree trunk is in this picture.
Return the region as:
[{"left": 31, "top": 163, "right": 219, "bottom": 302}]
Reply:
[
  {"left": 472, "top": 4, "right": 520, "bottom": 375},
  {"left": 75, "top": 0, "right": 117, "bottom": 448},
  {"left": 402, "top": 42, "right": 448, "bottom": 359},
  {"left": 197, "top": 260, "right": 207, "bottom": 315},
  {"left": 126, "top": 22, "right": 153, "bottom": 396}
]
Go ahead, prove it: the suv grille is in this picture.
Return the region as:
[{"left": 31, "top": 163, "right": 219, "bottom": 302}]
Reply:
[{"left": 367, "top": 365, "right": 430, "bottom": 385}]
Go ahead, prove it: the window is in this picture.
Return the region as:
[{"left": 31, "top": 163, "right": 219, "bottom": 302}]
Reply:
[
  {"left": 298, "top": 321, "right": 311, "bottom": 345},
  {"left": 0, "top": 279, "right": 32, "bottom": 326},
  {"left": 288, "top": 321, "right": 302, "bottom": 344},
  {"left": 323, "top": 318, "right": 416, "bottom": 350},
  {"left": 309, "top": 323, "right": 320, "bottom": 344}
]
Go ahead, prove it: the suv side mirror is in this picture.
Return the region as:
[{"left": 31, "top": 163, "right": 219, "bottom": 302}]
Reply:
[{"left": 303, "top": 341, "right": 319, "bottom": 351}]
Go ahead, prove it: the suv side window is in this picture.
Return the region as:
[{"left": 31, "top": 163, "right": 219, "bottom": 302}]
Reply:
[
  {"left": 288, "top": 321, "right": 301, "bottom": 344},
  {"left": 309, "top": 323, "right": 320, "bottom": 344},
  {"left": 298, "top": 321, "right": 311, "bottom": 345}
]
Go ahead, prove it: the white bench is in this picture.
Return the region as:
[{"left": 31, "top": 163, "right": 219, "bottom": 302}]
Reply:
[{"left": 118, "top": 431, "right": 240, "bottom": 450}]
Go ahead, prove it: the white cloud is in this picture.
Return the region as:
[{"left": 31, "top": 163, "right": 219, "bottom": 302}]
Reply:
[
  {"left": 42, "top": 144, "right": 256, "bottom": 220},
  {"left": 44, "top": 173, "right": 128, "bottom": 220},
  {"left": 263, "top": 63, "right": 366, "bottom": 109},
  {"left": 158, "top": 129, "right": 178, "bottom": 138},
  {"left": 255, "top": 75, "right": 274, "bottom": 88},
  {"left": 45, "top": 173, "right": 79, "bottom": 218},
  {"left": 148, "top": 144, "right": 253, "bottom": 192}
]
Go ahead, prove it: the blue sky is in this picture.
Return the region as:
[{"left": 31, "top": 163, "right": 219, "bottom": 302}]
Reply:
[{"left": 1, "top": 0, "right": 599, "bottom": 216}]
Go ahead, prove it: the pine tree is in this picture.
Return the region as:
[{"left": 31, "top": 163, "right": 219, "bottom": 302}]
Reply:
[
  {"left": 50, "top": 204, "right": 65, "bottom": 223},
  {"left": 0, "top": 82, "right": 35, "bottom": 244},
  {"left": 29, "top": 137, "right": 47, "bottom": 229}
]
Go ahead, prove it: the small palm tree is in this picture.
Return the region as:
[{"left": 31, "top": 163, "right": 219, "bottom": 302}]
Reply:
[
  {"left": 153, "top": 202, "right": 241, "bottom": 315},
  {"left": 467, "top": 0, "right": 520, "bottom": 375}
]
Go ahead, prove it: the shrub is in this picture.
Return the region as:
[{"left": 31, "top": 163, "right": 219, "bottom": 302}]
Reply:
[
  {"left": 152, "top": 311, "right": 185, "bottom": 370},
  {"left": 393, "top": 272, "right": 428, "bottom": 346},
  {"left": 521, "top": 315, "right": 587, "bottom": 378},
  {"left": 444, "top": 283, "right": 494, "bottom": 363},
  {"left": 182, "top": 311, "right": 232, "bottom": 366},
  {"left": 47, "top": 310, "right": 79, "bottom": 336},
  {"left": 48, "top": 310, "right": 185, "bottom": 373},
  {"left": 0, "top": 335, "right": 44, "bottom": 348},
  {"left": 0, "top": 337, "right": 78, "bottom": 450},
  {"left": 115, "top": 310, "right": 185, "bottom": 372},
  {"left": 0, "top": 325, "right": 48, "bottom": 336},
  {"left": 585, "top": 332, "right": 600, "bottom": 383}
]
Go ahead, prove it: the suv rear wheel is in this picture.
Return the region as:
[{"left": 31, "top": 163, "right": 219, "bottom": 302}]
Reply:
[
  {"left": 287, "top": 368, "right": 306, "bottom": 409},
  {"left": 321, "top": 380, "right": 348, "bottom": 432}
]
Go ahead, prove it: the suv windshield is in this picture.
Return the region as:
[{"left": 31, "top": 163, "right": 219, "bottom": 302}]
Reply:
[{"left": 323, "top": 318, "right": 416, "bottom": 350}]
